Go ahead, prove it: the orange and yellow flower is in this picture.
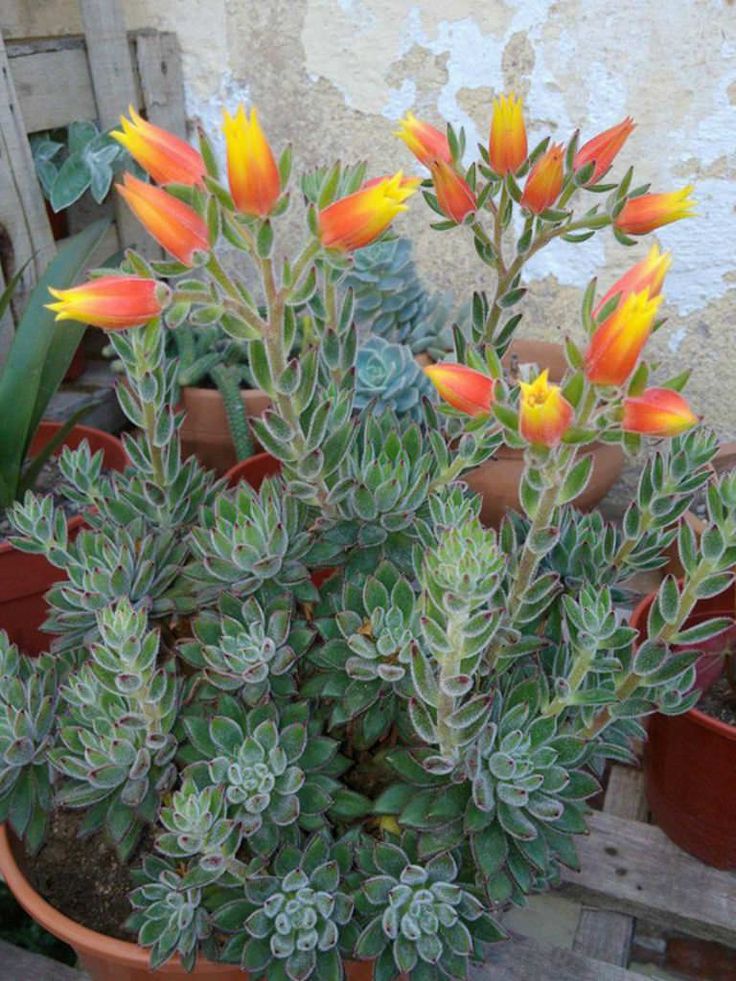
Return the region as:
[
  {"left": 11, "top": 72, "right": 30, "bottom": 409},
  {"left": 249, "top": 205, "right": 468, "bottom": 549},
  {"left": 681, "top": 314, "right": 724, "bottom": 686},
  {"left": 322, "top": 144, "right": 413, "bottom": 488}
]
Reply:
[
  {"left": 574, "top": 117, "right": 635, "bottom": 185},
  {"left": 489, "top": 93, "right": 527, "bottom": 175},
  {"left": 117, "top": 173, "right": 209, "bottom": 266},
  {"left": 222, "top": 105, "right": 281, "bottom": 218},
  {"left": 520, "top": 143, "right": 564, "bottom": 214},
  {"left": 430, "top": 160, "right": 477, "bottom": 223},
  {"left": 584, "top": 289, "right": 662, "bottom": 386},
  {"left": 519, "top": 370, "right": 574, "bottom": 447},
  {"left": 423, "top": 362, "right": 494, "bottom": 417},
  {"left": 615, "top": 186, "right": 695, "bottom": 236},
  {"left": 111, "top": 106, "right": 205, "bottom": 187},
  {"left": 318, "top": 172, "right": 419, "bottom": 252},
  {"left": 594, "top": 245, "right": 671, "bottom": 318},
  {"left": 46, "top": 275, "right": 170, "bottom": 331},
  {"left": 396, "top": 112, "right": 452, "bottom": 168},
  {"left": 623, "top": 387, "right": 698, "bottom": 437}
]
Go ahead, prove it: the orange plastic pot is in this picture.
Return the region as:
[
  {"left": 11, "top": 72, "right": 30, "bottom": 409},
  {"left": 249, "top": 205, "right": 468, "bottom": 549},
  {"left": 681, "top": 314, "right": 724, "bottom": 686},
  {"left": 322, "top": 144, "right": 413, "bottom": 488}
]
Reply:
[
  {"left": 0, "top": 826, "right": 384, "bottom": 980},
  {"left": 464, "top": 340, "right": 624, "bottom": 527},
  {"left": 633, "top": 584, "right": 736, "bottom": 868},
  {"left": 180, "top": 386, "right": 270, "bottom": 475},
  {"left": 0, "top": 421, "right": 127, "bottom": 654}
]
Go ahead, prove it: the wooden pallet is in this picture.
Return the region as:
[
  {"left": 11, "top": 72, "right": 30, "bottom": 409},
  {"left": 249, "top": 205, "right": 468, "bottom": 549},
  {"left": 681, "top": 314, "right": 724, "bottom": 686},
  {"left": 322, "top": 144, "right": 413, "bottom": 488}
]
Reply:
[{"left": 1, "top": 764, "right": 733, "bottom": 980}]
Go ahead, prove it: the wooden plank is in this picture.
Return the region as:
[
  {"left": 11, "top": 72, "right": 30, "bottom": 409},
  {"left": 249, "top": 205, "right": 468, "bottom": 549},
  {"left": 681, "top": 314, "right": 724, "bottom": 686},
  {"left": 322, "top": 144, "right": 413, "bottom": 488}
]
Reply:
[
  {"left": 7, "top": 47, "right": 97, "bottom": 131},
  {"left": 471, "top": 933, "right": 647, "bottom": 980},
  {"left": 561, "top": 808, "right": 736, "bottom": 948},
  {"left": 135, "top": 31, "right": 187, "bottom": 137},
  {"left": 0, "top": 939, "right": 84, "bottom": 980},
  {"left": 78, "top": 0, "right": 148, "bottom": 255},
  {"left": 0, "top": 33, "right": 56, "bottom": 357},
  {"left": 573, "top": 767, "right": 646, "bottom": 966}
]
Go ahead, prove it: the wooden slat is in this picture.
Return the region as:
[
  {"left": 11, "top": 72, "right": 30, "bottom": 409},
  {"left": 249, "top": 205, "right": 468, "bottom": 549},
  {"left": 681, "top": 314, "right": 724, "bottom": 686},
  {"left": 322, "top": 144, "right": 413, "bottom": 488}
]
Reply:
[
  {"left": 471, "top": 934, "right": 647, "bottom": 980},
  {"left": 562, "top": 808, "right": 736, "bottom": 948},
  {"left": 573, "top": 766, "right": 647, "bottom": 966},
  {"left": 135, "top": 31, "right": 187, "bottom": 137},
  {"left": 8, "top": 47, "right": 97, "bottom": 132},
  {"left": 0, "top": 939, "right": 84, "bottom": 980},
  {"left": 78, "top": 0, "right": 148, "bottom": 255},
  {"left": 0, "top": 33, "right": 56, "bottom": 357}
]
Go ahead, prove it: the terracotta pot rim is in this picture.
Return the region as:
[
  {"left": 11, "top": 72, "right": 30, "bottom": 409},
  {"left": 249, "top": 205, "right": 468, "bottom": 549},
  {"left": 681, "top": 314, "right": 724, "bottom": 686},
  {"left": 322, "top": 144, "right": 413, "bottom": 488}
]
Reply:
[
  {"left": 0, "top": 421, "right": 126, "bottom": 556},
  {"left": 0, "top": 825, "right": 236, "bottom": 973},
  {"left": 224, "top": 451, "right": 277, "bottom": 487},
  {"left": 631, "top": 591, "right": 736, "bottom": 740}
]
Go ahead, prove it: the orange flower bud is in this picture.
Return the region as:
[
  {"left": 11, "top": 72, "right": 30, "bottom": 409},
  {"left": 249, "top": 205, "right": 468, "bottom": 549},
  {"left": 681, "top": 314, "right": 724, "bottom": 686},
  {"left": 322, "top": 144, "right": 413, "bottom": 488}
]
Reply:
[
  {"left": 519, "top": 370, "right": 574, "bottom": 447},
  {"left": 111, "top": 106, "right": 205, "bottom": 187},
  {"left": 594, "top": 245, "right": 671, "bottom": 318},
  {"left": 430, "top": 160, "right": 476, "bottom": 223},
  {"left": 117, "top": 173, "right": 209, "bottom": 266},
  {"left": 584, "top": 289, "right": 662, "bottom": 386},
  {"left": 489, "top": 93, "right": 527, "bottom": 175},
  {"left": 46, "top": 275, "right": 170, "bottom": 331},
  {"left": 623, "top": 388, "right": 698, "bottom": 437},
  {"left": 396, "top": 112, "right": 452, "bottom": 168},
  {"left": 222, "top": 106, "right": 281, "bottom": 218},
  {"left": 615, "top": 186, "right": 695, "bottom": 236},
  {"left": 520, "top": 143, "right": 564, "bottom": 214},
  {"left": 423, "top": 363, "right": 494, "bottom": 417},
  {"left": 574, "top": 117, "right": 635, "bottom": 185},
  {"left": 318, "top": 172, "right": 419, "bottom": 252}
]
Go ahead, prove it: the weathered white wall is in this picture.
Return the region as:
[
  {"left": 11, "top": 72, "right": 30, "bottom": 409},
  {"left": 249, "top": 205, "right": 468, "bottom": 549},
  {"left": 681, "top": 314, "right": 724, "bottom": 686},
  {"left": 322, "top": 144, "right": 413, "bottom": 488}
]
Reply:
[{"left": 5, "top": 0, "right": 736, "bottom": 437}]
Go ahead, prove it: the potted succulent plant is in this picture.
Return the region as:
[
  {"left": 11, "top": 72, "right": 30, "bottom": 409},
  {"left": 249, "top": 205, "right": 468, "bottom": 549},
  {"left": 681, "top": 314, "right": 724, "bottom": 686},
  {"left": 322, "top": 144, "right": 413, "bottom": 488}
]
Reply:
[
  {"left": 0, "top": 220, "right": 127, "bottom": 654},
  {"left": 0, "top": 101, "right": 719, "bottom": 981}
]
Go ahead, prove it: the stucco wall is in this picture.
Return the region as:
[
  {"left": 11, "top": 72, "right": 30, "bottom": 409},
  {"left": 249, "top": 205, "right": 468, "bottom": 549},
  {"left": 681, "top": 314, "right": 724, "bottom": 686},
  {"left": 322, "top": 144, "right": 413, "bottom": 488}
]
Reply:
[{"left": 5, "top": 0, "right": 736, "bottom": 441}]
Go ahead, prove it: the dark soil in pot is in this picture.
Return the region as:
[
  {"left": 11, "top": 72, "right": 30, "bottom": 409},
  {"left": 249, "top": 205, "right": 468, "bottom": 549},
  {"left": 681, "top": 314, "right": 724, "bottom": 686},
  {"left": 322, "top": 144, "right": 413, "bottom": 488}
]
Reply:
[
  {"left": 18, "top": 810, "right": 146, "bottom": 942},
  {"left": 698, "top": 674, "right": 736, "bottom": 726}
]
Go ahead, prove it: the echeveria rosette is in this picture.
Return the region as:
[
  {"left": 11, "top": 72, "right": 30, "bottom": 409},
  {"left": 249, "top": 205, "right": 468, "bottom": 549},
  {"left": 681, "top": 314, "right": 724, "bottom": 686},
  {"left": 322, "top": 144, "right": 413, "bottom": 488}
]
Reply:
[
  {"left": 307, "top": 561, "right": 422, "bottom": 749},
  {"left": 214, "top": 835, "right": 355, "bottom": 981},
  {"left": 354, "top": 336, "right": 436, "bottom": 422},
  {"left": 354, "top": 838, "right": 505, "bottom": 979},
  {"left": 127, "top": 855, "right": 216, "bottom": 972},
  {"left": 182, "top": 700, "right": 342, "bottom": 856},
  {"left": 155, "top": 778, "right": 242, "bottom": 886},
  {"left": 179, "top": 594, "right": 314, "bottom": 705},
  {"left": 0, "top": 637, "right": 57, "bottom": 854},
  {"left": 187, "top": 477, "right": 316, "bottom": 604}
]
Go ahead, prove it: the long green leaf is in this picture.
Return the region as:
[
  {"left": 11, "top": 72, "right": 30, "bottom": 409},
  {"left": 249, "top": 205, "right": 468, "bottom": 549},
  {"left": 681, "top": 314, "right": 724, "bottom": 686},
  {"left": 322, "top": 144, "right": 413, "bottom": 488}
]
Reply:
[
  {"left": 0, "top": 258, "right": 33, "bottom": 326},
  {"left": 0, "top": 219, "right": 110, "bottom": 506},
  {"left": 18, "top": 403, "right": 93, "bottom": 497}
]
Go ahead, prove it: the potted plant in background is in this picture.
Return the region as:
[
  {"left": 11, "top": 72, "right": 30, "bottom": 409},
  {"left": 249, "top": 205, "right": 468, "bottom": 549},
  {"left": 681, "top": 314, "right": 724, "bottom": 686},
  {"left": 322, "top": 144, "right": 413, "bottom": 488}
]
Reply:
[
  {"left": 397, "top": 100, "right": 694, "bottom": 525},
  {"left": 0, "top": 219, "right": 127, "bottom": 654},
  {"left": 635, "top": 577, "right": 736, "bottom": 869},
  {"left": 0, "top": 100, "right": 726, "bottom": 981}
]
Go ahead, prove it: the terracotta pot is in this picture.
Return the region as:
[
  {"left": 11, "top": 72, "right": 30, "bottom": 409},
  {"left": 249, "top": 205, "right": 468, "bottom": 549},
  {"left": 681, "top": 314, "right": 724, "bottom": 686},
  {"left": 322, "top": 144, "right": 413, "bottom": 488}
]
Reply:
[
  {"left": 225, "top": 451, "right": 281, "bottom": 491},
  {"left": 632, "top": 584, "right": 736, "bottom": 868},
  {"left": 0, "top": 825, "right": 243, "bottom": 980},
  {"left": 179, "top": 386, "right": 270, "bottom": 475},
  {"left": 465, "top": 339, "right": 625, "bottom": 527},
  {"left": 0, "top": 826, "right": 383, "bottom": 980},
  {"left": 0, "top": 421, "right": 127, "bottom": 654}
]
